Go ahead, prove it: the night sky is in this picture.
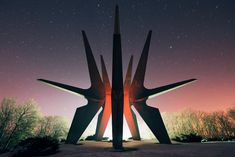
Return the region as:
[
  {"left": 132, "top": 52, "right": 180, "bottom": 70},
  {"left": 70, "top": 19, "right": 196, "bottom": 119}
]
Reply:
[{"left": 1, "top": 0, "right": 235, "bottom": 125}]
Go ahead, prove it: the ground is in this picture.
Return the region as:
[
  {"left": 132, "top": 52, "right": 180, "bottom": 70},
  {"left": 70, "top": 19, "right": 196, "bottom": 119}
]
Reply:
[{"left": 2, "top": 140, "right": 235, "bottom": 157}]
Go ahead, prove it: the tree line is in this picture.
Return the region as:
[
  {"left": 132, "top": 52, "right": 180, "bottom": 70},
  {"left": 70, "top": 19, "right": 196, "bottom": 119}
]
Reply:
[{"left": 162, "top": 107, "right": 235, "bottom": 140}]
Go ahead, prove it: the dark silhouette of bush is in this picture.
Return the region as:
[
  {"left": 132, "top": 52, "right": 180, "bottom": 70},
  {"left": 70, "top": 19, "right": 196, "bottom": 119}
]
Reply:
[
  {"left": 0, "top": 148, "right": 9, "bottom": 154},
  {"left": 11, "top": 136, "right": 59, "bottom": 157},
  {"left": 202, "top": 136, "right": 235, "bottom": 142},
  {"left": 172, "top": 133, "right": 202, "bottom": 143},
  {"left": 102, "top": 137, "right": 109, "bottom": 141},
  {"left": 128, "top": 137, "right": 133, "bottom": 140},
  {"left": 85, "top": 135, "right": 96, "bottom": 141},
  {"left": 84, "top": 135, "right": 109, "bottom": 141}
]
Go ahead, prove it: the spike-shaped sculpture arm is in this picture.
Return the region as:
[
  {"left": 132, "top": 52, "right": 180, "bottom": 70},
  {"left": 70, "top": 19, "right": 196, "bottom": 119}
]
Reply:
[
  {"left": 133, "top": 101, "right": 171, "bottom": 144},
  {"left": 81, "top": 31, "right": 104, "bottom": 99},
  {"left": 66, "top": 100, "right": 102, "bottom": 144},
  {"left": 94, "top": 55, "right": 112, "bottom": 140},
  {"left": 124, "top": 55, "right": 133, "bottom": 87},
  {"left": 131, "top": 31, "right": 152, "bottom": 89},
  {"left": 124, "top": 55, "right": 141, "bottom": 140},
  {"left": 37, "top": 79, "right": 86, "bottom": 97},
  {"left": 146, "top": 78, "right": 197, "bottom": 98},
  {"left": 131, "top": 78, "right": 197, "bottom": 100},
  {"left": 100, "top": 55, "right": 111, "bottom": 90}
]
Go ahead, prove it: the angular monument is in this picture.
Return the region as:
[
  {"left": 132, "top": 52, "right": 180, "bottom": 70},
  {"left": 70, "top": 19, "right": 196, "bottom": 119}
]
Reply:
[{"left": 38, "top": 5, "right": 196, "bottom": 149}]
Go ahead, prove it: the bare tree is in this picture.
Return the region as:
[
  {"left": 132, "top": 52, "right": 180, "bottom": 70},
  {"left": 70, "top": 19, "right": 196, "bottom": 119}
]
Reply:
[
  {"left": 34, "top": 116, "right": 68, "bottom": 140},
  {"left": 0, "top": 98, "right": 69, "bottom": 153},
  {"left": 228, "top": 106, "right": 235, "bottom": 120},
  {"left": 0, "top": 98, "right": 16, "bottom": 140},
  {"left": 162, "top": 107, "right": 235, "bottom": 140},
  {"left": 227, "top": 106, "right": 235, "bottom": 137},
  {"left": 0, "top": 99, "right": 40, "bottom": 151}
]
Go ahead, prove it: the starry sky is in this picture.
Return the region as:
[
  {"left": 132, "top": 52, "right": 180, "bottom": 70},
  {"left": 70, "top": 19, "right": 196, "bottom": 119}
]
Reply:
[{"left": 0, "top": 0, "right": 235, "bottom": 124}]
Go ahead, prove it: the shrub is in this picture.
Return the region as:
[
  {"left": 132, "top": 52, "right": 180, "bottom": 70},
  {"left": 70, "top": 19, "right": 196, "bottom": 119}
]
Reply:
[
  {"left": 34, "top": 116, "right": 68, "bottom": 140},
  {"left": 12, "top": 136, "right": 59, "bottom": 157},
  {"left": 172, "top": 133, "right": 202, "bottom": 143},
  {"left": 102, "top": 137, "right": 109, "bottom": 141},
  {"left": 85, "top": 135, "right": 96, "bottom": 141}
]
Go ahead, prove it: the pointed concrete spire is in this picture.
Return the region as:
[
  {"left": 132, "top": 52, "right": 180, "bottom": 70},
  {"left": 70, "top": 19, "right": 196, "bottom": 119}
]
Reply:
[
  {"left": 82, "top": 31, "right": 103, "bottom": 87},
  {"left": 82, "top": 31, "right": 104, "bottom": 99},
  {"left": 131, "top": 30, "right": 152, "bottom": 88},
  {"left": 124, "top": 55, "right": 133, "bottom": 87},
  {"left": 114, "top": 5, "right": 120, "bottom": 34},
  {"left": 94, "top": 55, "right": 112, "bottom": 141},
  {"left": 112, "top": 4, "right": 124, "bottom": 149},
  {"left": 100, "top": 55, "right": 111, "bottom": 89},
  {"left": 123, "top": 55, "right": 141, "bottom": 140}
]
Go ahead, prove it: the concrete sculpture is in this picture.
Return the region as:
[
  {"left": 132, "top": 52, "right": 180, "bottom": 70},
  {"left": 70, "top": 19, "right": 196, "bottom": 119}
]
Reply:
[{"left": 38, "top": 5, "right": 196, "bottom": 149}]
